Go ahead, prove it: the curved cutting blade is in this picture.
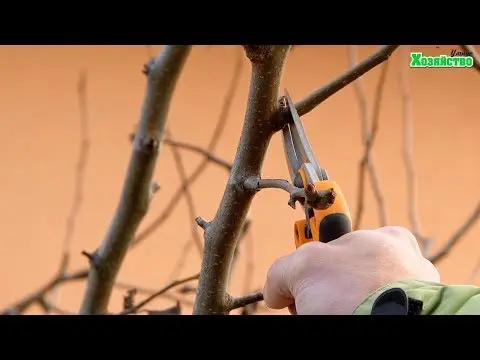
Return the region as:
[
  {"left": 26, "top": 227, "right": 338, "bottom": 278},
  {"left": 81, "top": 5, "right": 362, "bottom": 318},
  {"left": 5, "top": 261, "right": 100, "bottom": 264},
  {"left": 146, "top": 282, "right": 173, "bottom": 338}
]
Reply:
[
  {"left": 282, "top": 123, "right": 301, "bottom": 184},
  {"left": 283, "top": 89, "right": 328, "bottom": 180}
]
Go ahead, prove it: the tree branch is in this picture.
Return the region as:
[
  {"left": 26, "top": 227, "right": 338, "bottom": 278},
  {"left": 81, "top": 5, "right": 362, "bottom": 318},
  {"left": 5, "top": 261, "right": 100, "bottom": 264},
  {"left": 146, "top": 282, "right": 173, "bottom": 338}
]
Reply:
[
  {"left": 165, "top": 239, "right": 196, "bottom": 282},
  {"left": 1, "top": 269, "right": 88, "bottom": 315},
  {"left": 50, "top": 72, "right": 91, "bottom": 307},
  {"left": 193, "top": 45, "right": 291, "bottom": 314},
  {"left": 163, "top": 139, "right": 232, "bottom": 171},
  {"left": 3, "top": 137, "right": 232, "bottom": 313},
  {"left": 398, "top": 46, "right": 480, "bottom": 260},
  {"left": 130, "top": 46, "right": 243, "bottom": 249},
  {"left": 399, "top": 46, "right": 432, "bottom": 254},
  {"left": 429, "top": 201, "right": 480, "bottom": 264},
  {"left": 294, "top": 45, "right": 399, "bottom": 117},
  {"left": 165, "top": 128, "right": 203, "bottom": 256},
  {"left": 79, "top": 46, "right": 192, "bottom": 314},
  {"left": 225, "top": 291, "right": 264, "bottom": 312},
  {"left": 119, "top": 273, "right": 199, "bottom": 315},
  {"left": 348, "top": 45, "right": 389, "bottom": 229},
  {"left": 2, "top": 74, "right": 92, "bottom": 314},
  {"left": 243, "top": 176, "right": 335, "bottom": 210},
  {"left": 115, "top": 280, "right": 193, "bottom": 307},
  {"left": 460, "top": 45, "right": 480, "bottom": 73}
]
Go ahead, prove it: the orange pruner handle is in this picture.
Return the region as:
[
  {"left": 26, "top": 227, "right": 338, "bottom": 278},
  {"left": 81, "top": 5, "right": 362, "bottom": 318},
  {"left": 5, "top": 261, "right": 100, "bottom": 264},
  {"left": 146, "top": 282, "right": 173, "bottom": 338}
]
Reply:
[{"left": 294, "top": 180, "right": 352, "bottom": 248}]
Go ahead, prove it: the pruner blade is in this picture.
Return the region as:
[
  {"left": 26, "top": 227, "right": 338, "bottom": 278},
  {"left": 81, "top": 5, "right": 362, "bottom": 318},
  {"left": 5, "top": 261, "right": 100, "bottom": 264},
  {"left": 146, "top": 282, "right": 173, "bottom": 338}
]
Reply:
[
  {"left": 282, "top": 123, "right": 302, "bottom": 186},
  {"left": 282, "top": 89, "right": 328, "bottom": 185}
]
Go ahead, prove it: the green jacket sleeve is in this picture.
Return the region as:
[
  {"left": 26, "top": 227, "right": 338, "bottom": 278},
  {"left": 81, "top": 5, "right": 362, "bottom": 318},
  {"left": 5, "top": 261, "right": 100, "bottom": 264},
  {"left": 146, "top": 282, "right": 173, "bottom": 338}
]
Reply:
[{"left": 353, "top": 280, "right": 480, "bottom": 315}]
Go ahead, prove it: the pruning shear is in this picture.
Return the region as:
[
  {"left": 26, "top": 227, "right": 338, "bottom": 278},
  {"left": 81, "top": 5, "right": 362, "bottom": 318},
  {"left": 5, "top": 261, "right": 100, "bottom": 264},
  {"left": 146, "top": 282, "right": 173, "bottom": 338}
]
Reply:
[{"left": 281, "top": 89, "right": 352, "bottom": 248}]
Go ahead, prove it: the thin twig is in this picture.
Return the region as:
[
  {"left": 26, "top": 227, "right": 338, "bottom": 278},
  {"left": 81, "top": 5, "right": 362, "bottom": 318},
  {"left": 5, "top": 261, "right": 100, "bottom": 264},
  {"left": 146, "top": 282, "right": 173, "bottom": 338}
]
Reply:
[
  {"left": 49, "top": 72, "right": 91, "bottom": 308},
  {"left": 130, "top": 46, "right": 243, "bottom": 250},
  {"left": 460, "top": 45, "right": 480, "bottom": 73},
  {"left": 295, "top": 45, "right": 399, "bottom": 117},
  {"left": 243, "top": 176, "right": 335, "bottom": 211},
  {"left": 119, "top": 273, "right": 199, "bottom": 315},
  {"left": 225, "top": 291, "right": 264, "bottom": 312},
  {"left": 164, "top": 139, "right": 232, "bottom": 171},
  {"left": 399, "top": 46, "right": 431, "bottom": 254},
  {"left": 166, "top": 239, "right": 194, "bottom": 281},
  {"left": 429, "top": 201, "right": 480, "bottom": 264},
  {"left": 0, "top": 269, "right": 89, "bottom": 315},
  {"left": 79, "top": 46, "right": 192, "bottom": 314},
  {"left": 165, "top": 128, "right": 203, "bottom": 255},
  {"left": 243, "top": 176, "right": 302, "bottom": 207},
  {"left": 37, "top": 296, "right": 75, "bottom": 314},
  {"left": 399, "top": 46, "right": 480, "bottom": 260},
  {"left": 114, "top": 280, "right": 194, "bottom": 307},
  {"left": 367, "top": 58, "right": 389, "bottom": 227},
  {"left": 348, "top": 46, "right": 388, "bottom": 229}
]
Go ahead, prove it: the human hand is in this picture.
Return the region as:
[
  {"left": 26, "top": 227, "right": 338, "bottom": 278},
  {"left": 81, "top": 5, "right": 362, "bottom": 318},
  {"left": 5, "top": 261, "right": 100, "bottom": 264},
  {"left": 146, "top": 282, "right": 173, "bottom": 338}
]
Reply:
[{"left": 263, "top": 226, "right": 440, "bottom": 315}]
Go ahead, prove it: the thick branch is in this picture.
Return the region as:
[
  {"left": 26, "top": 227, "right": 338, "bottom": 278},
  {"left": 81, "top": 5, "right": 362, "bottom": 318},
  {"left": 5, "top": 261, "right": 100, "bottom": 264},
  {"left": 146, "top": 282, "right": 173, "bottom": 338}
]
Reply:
[
  {"left": 460, "top": 45, "right": 480, "bottom": 73},
  {"left": 295, "top": 45, "right": 399, "bottom": 116},
  {"left": 79, "top": 46, "right": 192, "bottom": 314},
  {"left": 225, "top": 291, "right": 264, "bottom": 312},
  {"left": 193, "top": 45, "right": 290, "bottom": 314},
  {"left": 429, "top": 201, "right": 480, "bottom": 264}
]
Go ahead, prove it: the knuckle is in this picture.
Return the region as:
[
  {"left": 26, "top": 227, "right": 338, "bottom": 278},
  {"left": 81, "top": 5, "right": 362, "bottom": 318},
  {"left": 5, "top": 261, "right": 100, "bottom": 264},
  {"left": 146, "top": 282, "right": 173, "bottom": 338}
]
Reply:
[
  {"left": 378, "top": 226, "right": 417, "bottom": 243},
  {"left": 295, "top": 241, "right": 323, "bottom": 261},
  {"left": 291, "top": 242, "right": 325, "bottom": 273}
]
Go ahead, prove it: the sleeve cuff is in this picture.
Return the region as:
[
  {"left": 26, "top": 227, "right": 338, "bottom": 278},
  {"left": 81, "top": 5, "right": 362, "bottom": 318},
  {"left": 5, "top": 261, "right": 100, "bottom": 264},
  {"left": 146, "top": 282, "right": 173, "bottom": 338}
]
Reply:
[{"left": 353, "top": 280, "right": 444, "bottom": 315}]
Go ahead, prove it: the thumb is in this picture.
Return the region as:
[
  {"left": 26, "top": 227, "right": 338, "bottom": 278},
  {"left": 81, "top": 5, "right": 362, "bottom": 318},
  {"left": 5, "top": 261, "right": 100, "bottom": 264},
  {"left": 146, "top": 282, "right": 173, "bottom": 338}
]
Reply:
[{"left": 263, "top": 253, "right": 295, "bottom": 309}]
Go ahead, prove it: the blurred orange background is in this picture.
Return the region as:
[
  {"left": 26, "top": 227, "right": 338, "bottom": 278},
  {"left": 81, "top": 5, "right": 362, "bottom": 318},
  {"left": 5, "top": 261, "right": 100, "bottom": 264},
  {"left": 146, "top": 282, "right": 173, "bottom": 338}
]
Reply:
[{"left": 0, "top": 45, "right": 478, "bottom": 315}]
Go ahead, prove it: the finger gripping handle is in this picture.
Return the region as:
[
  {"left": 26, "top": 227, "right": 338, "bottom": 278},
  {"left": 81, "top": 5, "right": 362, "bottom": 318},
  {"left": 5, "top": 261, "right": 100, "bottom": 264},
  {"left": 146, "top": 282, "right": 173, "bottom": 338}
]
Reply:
[
  {"left": 293, "top": 180, "right": 352, "bottom": 248},
  {"left": 319, "top": 213, "right": 352, "bottom": 243}
]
